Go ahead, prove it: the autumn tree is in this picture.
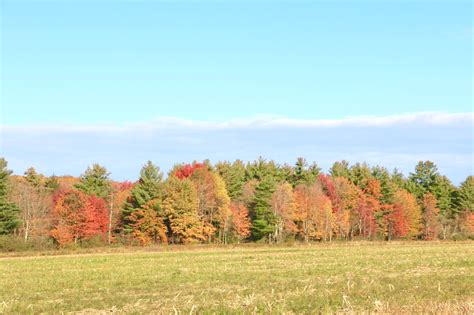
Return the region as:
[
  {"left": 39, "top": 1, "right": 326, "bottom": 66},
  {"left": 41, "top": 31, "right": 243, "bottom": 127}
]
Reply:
[
  {"left": 294, "top": 183, "right": 333, "bottom": 242},
  {"left": 422, "top": 193, "right": 441, "bottom": 240},
  {"left": 271, "top": 182, "right": 297, "bottom": 242},
  {"left": 190, "top": 168, "right": 231, "bottom": 243},
  {"left": 50, "top": 190, "right": 108, "bottom": 245},
  {"left": 162, "top": 177, "right": 207, "bottom": 243},
  {"left": 10, "top": 175, "right": 52, "bottom": 241},
  {"left": 387, "top": 189, "right": 422, "bottom": 239},
  {"left": 173, "top": 163, "right": 232, "bottom": 243},
  {"left": 333, "top": 177, "right": 362, "bottom": 239},
  {"left": 356, "top": 179, "right": 381, "bottom": 239},
  {"left": 229, "top": 202, "right": 251, "bottom": 243},
  {"left": 0, "top": 158, "right": 20, "bottom": 234},
  {"left": 173, "top": 162, "right": 206, "bottom": 180},
  {"left": 128, "top": 200, "right": 167, "bottom": 245}
]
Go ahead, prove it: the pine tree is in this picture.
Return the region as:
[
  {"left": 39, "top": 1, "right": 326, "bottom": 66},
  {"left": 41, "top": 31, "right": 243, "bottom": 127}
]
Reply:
[
  {"left": 215, "top": 160, "right": 246, "bottom": 200},
  {"left": 291, "top": 158, "right": 321, "bottom": 187},
  {"left": 408, "top": 161, "right": 439, "bottom": 199},
  {"left": 250, "top": 176, "right": 277, "bottom": 241},
  {"left": 122, "top": 161, "right": 163, "bottom": 233},
  {"left": 75, "top": 164, "right": 112, "bottom": 199},
  {"left": 45, "top": 175, "right": 60, "bottom": 191},
  {"left": 456, "top": 176, "right": 474, "bottom": 213},
  {"left": 24, "top": 167, "right": 43, "bottom": 188},
  {"left": 0, "top": 158, "right": 20, "bottom": 234},
  {"left": 330, "top": 160, "right": 350, "bottom": 179}
]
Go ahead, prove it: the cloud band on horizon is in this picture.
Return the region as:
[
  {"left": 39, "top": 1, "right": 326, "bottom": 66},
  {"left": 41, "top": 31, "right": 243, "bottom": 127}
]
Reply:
[{"left": 0, "top": 112, "right": 472, "bottom": 184}]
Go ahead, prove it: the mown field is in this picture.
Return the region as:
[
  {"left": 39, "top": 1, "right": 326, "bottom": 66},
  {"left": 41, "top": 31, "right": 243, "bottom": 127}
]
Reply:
[{"left": 1, "top": 242, "right": 473, "bottom": 314}]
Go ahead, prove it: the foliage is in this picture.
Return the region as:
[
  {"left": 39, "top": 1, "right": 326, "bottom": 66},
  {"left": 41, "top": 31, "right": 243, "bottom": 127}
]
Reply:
[
  {"left": 162, "top": 177, "right": 207, "bottom": 243},
  {"left": 271, "top": 182, "right": 297, "bottom": 242},
  {"left": 229, "top": 202, "right": 251, "bottom": 241},
  {"left": 388, "top": 189, "right": 422, "bottom": 239},
  {"left": 0, "top": 156, "right": 472, "bottom": 246},
  {"left": 455, "top": 176, "right": 474, "bottom": 213},
  {"left": 128, "top": 201, "right": 167, "bottom": 245},
  {"left": 0, "top": 158, "right": 20, "bottom": 234},
  {"left": 122, "top": 161, "right": 163, "bottom": 233},
  {"left": 250, "top": 176, "right": 277, "bottom": 241},
  {"left": 75, "top": 164, "right": 112, "bottom": 199},
  {"left": 50, "top": 190, "right": 108, "bottom": 246},
  {"left": 422, "top": 193, "right": 441, "bottom": 240}
]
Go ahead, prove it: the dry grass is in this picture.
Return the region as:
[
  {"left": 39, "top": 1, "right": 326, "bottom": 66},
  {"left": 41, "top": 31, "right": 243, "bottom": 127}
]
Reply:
[{"left": 0, "top": 242, "right": 473, "bottom": 313}]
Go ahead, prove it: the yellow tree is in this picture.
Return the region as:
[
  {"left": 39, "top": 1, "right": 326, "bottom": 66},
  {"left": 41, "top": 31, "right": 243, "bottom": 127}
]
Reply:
[
  {"left": 128, "top": 200, "right": 167, "bottom": 245},
  {"left": 271, "top": 182, "right": 297, "bottom": 242},
  {"left": 422, "top": 193, "right": 441, "bottom": 240},
  {"left": 189, "top": 168, "right": 231, "bottom": 243},
  {"left": 390, "top": 189, "right": 422, "bottom": 239},
  {"left": 333, "top": 177, "right": 362, "bottom": 239},
  {"left": 294, "top": 183, "right": 334, "bottom": 242},
  {"left": 162, "top": 177, "right": 206, "bottom": 244}
]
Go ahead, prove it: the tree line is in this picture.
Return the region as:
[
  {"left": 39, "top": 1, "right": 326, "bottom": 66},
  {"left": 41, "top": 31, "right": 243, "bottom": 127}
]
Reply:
[{"left": 0, "top": 157, "right": 472, "bottom": 248}]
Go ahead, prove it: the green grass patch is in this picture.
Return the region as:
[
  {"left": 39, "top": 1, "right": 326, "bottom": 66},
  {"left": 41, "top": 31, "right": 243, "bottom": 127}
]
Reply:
[{"left": 1, "top": 242, "right": 473, "bottom": 313}]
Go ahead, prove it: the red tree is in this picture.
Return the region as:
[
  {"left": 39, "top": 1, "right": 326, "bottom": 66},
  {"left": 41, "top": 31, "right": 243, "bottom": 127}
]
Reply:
[
  {"left": 50, "top": 190, "right": 109, "bottom": 246},
  {"left": 356, "top": 179, "right": 382, "bottom": 238},
  {"left": 174, "top": 162, "right": 206, "bottom": 179},
  {"left": 83, "top": 195, "right": 109, "bottom": 238},
  {"left": 229, "top": 202, "right": 251, "bottom": 242},
  {"left": 318, "top": 174, "right": 341, "bottom": 213}
]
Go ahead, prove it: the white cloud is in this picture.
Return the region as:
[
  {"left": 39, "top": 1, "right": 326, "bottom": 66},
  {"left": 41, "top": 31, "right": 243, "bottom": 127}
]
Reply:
[
  {"left": 1, "top": 112, "right": 472, "bottom": 183},
  {"left": 1, "top": 112, "right": 472, "bottom": 133}
]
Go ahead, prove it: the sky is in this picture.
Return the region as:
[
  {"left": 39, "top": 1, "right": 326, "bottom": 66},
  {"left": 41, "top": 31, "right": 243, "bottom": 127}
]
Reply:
[{"left": 0, "top": 0, "right": 472, "bottom": 183}]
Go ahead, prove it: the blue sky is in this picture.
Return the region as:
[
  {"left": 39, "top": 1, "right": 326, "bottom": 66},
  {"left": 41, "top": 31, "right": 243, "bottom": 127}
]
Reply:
[{"left": 0, "top": 0, "right": 472, "bottom": 183}]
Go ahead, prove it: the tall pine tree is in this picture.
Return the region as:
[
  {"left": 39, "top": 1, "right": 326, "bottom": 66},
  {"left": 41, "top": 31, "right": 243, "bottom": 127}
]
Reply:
[
  {"left": 122, "top": 161, "right": 163, "bottom": 233},
  {"left": 250, "top": 176, "right": 277, "bottom": 241},
  {"left": 75, "top": 164, "right": 112, "bottom": 199},
  {"left": 0, "top": 158, "right": 20, "bottom": 234}
]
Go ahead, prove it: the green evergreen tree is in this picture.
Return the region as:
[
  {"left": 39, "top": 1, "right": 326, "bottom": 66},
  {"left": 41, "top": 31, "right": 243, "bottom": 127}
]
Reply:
[
  {"left": 250, "top": 176, "right": 276, "bottom": 241},
  {"left": 455, "top": 176, "right": 474, "bottom": 213},
  {"left": 432, "top": 175, "right": 456, "bottom": 218},
  {"left": 330, "top": 160, "right": 350, "bottom": 179},
  {"left": 45, "top": 175, "right": 60, "bottom": 191},
  {"left": 215, "top": 160, "right": 246, "bottom": 200},
  {"left": 349, "top": 162, "right": 372, "bottom": 188},
  {"left": 372, "top": 166, "right": 397, "bottom": 204},
  {"left": 291, "top": 158, "right": 321, "bottom": 187},
  {"left": 24, "top": 167, "right": 43, "bottom": 188},
  {"left": 122, "top": 161, "right": 163, "bottom": 233},
  {"left": 408, "top": 161, "right": 439, "bottom": 198},
  {"left": 74, "top": 164, "right": 112, "bottom": 199},
  {"left": 0, "top": 158, "right": 20, "bottom": 234}
]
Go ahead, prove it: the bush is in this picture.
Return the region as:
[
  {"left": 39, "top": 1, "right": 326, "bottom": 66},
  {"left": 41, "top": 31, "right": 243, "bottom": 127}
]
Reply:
[
  {"left": 79, "top": 235, "right": 108, "bottom": 248},
  {"left": 0, "top": 235, "right": 56, "bottom": 252}
]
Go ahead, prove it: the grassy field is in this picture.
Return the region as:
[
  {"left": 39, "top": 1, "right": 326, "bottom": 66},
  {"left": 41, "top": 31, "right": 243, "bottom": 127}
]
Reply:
[{"left": 1, "top": 242, "right": 473, "bottom": 314}]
